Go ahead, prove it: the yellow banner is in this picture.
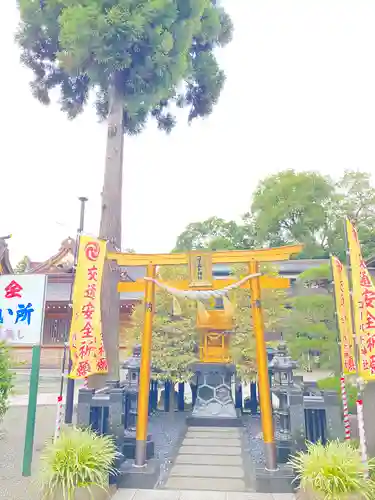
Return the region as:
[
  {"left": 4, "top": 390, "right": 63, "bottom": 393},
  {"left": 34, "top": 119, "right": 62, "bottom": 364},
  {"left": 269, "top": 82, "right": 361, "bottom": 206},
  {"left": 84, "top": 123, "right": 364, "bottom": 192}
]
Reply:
[
  {"left": 346, "top": 218, "right": 375, "bottom": 379},
  {"left": 69, "top": 236, "right": 108, "bottom": 379},
  {"left": 331, "top": 256, "right": 356, "bottom": 374}
]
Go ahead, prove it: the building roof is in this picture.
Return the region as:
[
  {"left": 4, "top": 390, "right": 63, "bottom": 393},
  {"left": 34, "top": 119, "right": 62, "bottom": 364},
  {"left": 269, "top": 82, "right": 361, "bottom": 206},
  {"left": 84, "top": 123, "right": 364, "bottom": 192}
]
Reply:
[
  {"left": 28, "top": 237, "right": 76, "bottom": 274},
  {"left": 0, "top": 235, "right": 14, "bottom": 274},
  {"left": 25, "top": 238, "right": 144, "bottom": 301}
]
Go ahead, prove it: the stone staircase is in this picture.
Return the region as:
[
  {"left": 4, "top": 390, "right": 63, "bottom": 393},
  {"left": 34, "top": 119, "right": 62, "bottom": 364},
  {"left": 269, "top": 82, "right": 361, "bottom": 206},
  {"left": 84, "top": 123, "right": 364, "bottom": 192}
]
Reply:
[{"left": 164, "top": 426, "right": 252, "bottom": 492}]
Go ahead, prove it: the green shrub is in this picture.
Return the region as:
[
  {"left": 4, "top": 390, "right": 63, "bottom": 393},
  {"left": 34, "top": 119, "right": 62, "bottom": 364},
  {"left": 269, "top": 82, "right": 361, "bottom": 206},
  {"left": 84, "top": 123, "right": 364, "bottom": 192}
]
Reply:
[
  {"left": 317, "top": 376, "right": 357, "bottom": 414},
  {"left": 0, "top": 341, "right": 14, "bottom": 422},
  {"left": 38, "top": 427, "right": 119, "bottom": 500},
  {"left": 289, "top": 440, "right": 375, "bottom": 500}
]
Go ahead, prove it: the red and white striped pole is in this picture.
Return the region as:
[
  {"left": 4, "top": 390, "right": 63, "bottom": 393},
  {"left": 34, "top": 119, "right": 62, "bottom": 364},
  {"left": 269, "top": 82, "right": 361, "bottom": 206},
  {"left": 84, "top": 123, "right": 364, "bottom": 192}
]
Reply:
[
  {"left": 84, "top": 377, "right": 88, "bottom": 389},
  {"left": 54, "top": 395, "right": 64, "bottom": 442},
  {"left": 340, "top": 375, "right": 351, "bottom": 440},
  {"left": 356, "top": 397, "right": 369, "bottom": 477}
]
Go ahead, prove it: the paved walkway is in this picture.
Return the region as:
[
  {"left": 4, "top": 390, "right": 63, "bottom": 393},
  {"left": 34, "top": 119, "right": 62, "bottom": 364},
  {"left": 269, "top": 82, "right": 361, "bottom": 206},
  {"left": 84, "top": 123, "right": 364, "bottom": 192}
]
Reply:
[
  {"left": 9, "top": 392, "right": 78, "bottom": 406},
  {"left": 113, "top": 490, "right": 295, "bottom": 500},
  {"left": 165, "top": 427, "right": 248, "bottom": 492}
]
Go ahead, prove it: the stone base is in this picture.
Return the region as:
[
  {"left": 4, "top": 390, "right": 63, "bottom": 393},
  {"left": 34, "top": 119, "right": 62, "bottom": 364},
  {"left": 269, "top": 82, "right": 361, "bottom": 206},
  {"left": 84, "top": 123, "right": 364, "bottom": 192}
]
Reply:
[
  {"left": 117, "top": 459, "right": 160, "bottom": 490},
  {"left": 186, "top": 416, "right": 242, "bottom": 428},
  {"left": 122, "top": 432, "right": 154, "bottom": 460},
  {"left": 191, "top": 363, "right": 238, "bottom": 424},
  {"left": 255, "top": 464, "right": 295, "bottom": 493}
]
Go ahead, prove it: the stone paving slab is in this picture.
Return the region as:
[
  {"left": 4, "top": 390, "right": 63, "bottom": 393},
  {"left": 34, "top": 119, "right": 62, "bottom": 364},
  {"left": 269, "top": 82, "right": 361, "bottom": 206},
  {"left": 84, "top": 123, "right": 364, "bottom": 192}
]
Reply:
[
  {"left": 183, "top": 438, "right": 241, "bottom": 447},
  {"left": 112, "top": 490, "right": 296, "bottom": 500},
  {"left": 175, "top": 454, "right": 243, "bottom": 466},
  {"left": 179, "top": 445, "right": 242, "bottom": 456},
  {"left": 170, "top": 464, "right": 245, "bottom": 479},
  {"left": 165, "top": 478, "right": 247, "bottom": 491}
]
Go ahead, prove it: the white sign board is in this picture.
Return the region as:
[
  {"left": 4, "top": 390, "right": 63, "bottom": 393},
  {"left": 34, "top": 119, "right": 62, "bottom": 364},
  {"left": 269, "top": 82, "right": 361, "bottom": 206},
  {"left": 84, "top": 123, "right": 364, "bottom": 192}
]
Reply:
[{"left": 0, "top": 274, "right": 47, "bottom": 345}]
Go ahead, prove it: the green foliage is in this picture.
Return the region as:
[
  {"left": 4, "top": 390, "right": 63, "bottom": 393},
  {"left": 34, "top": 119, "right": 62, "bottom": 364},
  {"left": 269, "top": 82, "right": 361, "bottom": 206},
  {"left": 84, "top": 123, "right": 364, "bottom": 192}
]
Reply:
[
  {"left": 38, "top": 427, "right": 118, "bottom": 500},
  {"left": 0, "top": 342, "right": 14, "bottom": 422},
  {"left": 14, "top": 255, "right": 30, "bottom": 274},
  {"left": 251, "top": 169, "right": 375, "bottom": 260},
  {"left": 127, "top": 265, "right": 198, "bottom": 382},
  {"left": 298, "top": 264, "right": 332, "bottom": 284},
  {"left": 127, "top": 264, "right": 287, "bottom": 382},
  {"left": 317, "top": 376, "right": 357, "bottom": 415},
  {"left": 16, "top": 0, "right": 233, "bottom": 133},
  {"left": 283, "top": 291, "right": 339, "bottom": 372},
  {"left": 231, "top": 264, "right": 289, "bottom": 381},
  {"left": 280, "top": 264, "right": 341, "bottom": 372},
  {"left": 252, "top": 169, "right": 336, "bottom": 255},
  {"left": 174, "top": 169, "right": 375, "bottom": 260},
  {"left": 288, "top": 440, "right": 375, "bottom": 500},
  {"left": 174, "top": 216, "right": 255, "bottom": 252}
]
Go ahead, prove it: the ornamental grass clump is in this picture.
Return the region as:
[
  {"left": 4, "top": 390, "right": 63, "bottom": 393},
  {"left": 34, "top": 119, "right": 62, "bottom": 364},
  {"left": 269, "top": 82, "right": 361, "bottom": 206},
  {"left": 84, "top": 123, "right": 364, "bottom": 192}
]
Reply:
[
  {"left": 288, "top": 440, "right": 375, "bottom": 500},
  {"left": 39, "top": 427, "right": 118, "bottom": 500}
]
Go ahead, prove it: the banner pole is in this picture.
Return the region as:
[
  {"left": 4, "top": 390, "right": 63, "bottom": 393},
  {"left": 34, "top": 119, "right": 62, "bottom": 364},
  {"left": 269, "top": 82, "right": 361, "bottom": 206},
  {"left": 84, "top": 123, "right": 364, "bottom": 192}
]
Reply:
[
  {"left": 344, "top": 219, "right": 368, "bottom": 473},
  {"left": 329, "top": 255, "right": 351, "bottom": 440},
  {"left": 65, "top": 196, "right": 88, "bottom": 424}
]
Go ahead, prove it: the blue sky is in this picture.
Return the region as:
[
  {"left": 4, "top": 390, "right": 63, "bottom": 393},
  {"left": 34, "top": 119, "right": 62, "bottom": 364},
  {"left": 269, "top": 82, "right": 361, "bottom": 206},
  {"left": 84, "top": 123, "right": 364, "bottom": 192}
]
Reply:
[{"left": 1, "top": 0, "right": 375, "bottom": 265}]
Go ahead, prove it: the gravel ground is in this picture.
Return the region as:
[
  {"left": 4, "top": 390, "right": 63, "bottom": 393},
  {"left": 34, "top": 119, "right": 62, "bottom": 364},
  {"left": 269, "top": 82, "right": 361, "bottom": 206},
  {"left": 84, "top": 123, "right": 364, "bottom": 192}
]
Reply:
[
  {"left": 0, "top": 405, "right": 188, "bottom": 499},
  {"left": 148, "top": 411, "right": 188, "bottom": 488},
  {"left": 0, "top": 405, "right": 56, "bottom": 500},
  {"left": 242, "top": 414, "right": 265, "bottom": 466},
  {"left": 0, "top": 404, "right": 260, "bottom": 498}
]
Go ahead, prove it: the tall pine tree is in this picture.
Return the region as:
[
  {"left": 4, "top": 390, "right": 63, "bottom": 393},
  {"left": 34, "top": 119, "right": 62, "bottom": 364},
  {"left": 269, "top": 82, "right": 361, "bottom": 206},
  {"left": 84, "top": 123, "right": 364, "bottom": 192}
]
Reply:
[{"left": 16, "top": 0, "right": 232, "bottom": 384}]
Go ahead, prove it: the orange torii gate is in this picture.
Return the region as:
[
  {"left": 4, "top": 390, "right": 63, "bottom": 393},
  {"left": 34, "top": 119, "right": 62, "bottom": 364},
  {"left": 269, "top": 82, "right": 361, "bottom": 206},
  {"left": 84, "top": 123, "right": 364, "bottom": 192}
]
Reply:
[{"left": 109, "top": 244, "right": 303, "bottom": 471}]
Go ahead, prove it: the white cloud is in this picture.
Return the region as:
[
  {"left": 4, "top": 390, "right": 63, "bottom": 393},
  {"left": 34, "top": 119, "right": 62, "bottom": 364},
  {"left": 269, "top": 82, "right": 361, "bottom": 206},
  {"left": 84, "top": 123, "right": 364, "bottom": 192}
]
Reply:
[{"left": 1, "top": 0, "right": 374, "bottom": 265}]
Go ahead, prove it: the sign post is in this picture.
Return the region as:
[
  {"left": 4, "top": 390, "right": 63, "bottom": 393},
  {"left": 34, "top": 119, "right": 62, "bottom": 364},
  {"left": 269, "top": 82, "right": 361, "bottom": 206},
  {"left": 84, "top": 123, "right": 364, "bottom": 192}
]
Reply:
[
  {"left": 22, "top": 344, "right": 41, "bottom": 476},
  {"left": 0, "top": 274, "right": 47, "bottom": 477}
]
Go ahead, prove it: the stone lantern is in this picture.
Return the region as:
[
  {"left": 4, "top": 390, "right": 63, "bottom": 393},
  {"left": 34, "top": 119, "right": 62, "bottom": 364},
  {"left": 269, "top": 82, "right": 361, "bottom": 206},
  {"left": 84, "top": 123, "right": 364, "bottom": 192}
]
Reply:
[
  {"left": 122, "top": 344, "right": 154, "bottom": 460},
  {"left": 269, "top": 342, "right": 298, "bottom": 462},
  {"left": 122, "top": 344, "right": 141, "bottom": 429}
]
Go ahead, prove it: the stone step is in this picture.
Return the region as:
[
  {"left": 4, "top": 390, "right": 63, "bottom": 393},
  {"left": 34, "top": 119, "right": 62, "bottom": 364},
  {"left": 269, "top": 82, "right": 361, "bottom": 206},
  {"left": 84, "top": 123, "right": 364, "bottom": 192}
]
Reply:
[
  {"left": 170, "top": 464, "right": 245, "bottom": 479},
  {"left": 188, "top": 427, "right": 241, "bottom": 433},
  {"left": 179, "top": 445, "right": 241, "bottom": 456},
  {"left": 183, "top": 437, "right": 241, "bottom": 447},
  {"left": 186, "top": 431, "right": 241, "bottom": 440},
  {"left": 164, "top": 477, "right": 246, "bottom": 491},
  {"left": 175, "top": 454, "right": 243, "bottom": 466}
]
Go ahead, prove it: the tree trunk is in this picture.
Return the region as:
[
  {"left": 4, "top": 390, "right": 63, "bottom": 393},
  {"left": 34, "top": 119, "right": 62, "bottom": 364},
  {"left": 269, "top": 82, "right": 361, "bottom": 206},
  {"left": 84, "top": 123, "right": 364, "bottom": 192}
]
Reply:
[{"left": 89, "top": 73, "right": 124, "bottom": 388}]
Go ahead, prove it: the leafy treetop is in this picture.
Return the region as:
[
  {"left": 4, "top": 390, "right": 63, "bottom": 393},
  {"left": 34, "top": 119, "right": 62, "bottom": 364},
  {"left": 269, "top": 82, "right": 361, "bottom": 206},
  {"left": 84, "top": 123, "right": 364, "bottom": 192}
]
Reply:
[
  {"left": 16, "top": 0, "right": 233, "bottom": 134},
  {"left": 174, "top": 169, "right": 375, "bottom": 261}
]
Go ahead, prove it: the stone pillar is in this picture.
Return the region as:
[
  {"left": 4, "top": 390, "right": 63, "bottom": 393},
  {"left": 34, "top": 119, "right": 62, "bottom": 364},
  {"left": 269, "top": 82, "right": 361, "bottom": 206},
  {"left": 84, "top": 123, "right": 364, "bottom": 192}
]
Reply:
[
  {"left": 289, "top": 391, "right": 306, "bottom": 452},
  {"left": 77, "top": 388, "right": 95, "bottom": 428},
  {"left": 324, "top": 391, "right": 344, "bottom": 441}
]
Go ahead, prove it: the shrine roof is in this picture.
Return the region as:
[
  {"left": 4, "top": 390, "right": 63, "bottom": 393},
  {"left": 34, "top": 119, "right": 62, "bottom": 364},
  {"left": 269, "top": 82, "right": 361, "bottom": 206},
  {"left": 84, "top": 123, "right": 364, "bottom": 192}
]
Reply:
[
  {"left": 28, "top": 237, "right": 75, "bottom": 274},
  {"left": 0, "top": 236, "right": 14, "bottom": 274}
]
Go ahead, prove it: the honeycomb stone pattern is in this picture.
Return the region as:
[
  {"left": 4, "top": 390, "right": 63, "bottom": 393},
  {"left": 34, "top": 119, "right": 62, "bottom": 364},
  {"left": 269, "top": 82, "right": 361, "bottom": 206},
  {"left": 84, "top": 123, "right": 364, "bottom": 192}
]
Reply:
[{"left": 192, "top": 371, "right": 237, "bottom": 418}]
